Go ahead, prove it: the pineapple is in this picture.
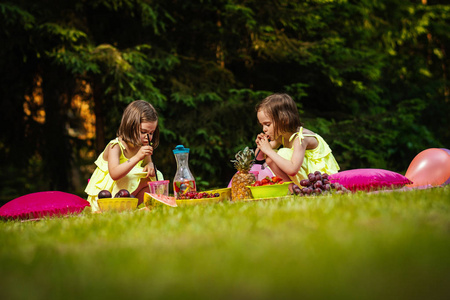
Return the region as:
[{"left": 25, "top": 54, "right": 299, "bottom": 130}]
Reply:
[{"left": 230, "top": 147, "right": 256, "bottom": 201}]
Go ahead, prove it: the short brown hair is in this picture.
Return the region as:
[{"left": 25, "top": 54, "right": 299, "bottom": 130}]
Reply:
[
  {"left": 256, "top": 93, "right": 302, "bottom": 137},
  {"left": 116, "top": 100, "right": 160, "bottom": 148}
]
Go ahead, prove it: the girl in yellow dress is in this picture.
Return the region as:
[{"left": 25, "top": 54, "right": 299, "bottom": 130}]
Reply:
[
  {"left": 85, "top": 100, "right": 163, "bottom": 212},
  {"left": 255, "top": 93, "right": 340, "bottom": 192}
]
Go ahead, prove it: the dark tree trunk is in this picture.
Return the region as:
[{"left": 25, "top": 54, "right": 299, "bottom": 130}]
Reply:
[
  {"left": 93, "top": 76, "right": 106, "bottom": 155},
  {"left": 41, "top": 64, "right": 71, "bottom": 191}
]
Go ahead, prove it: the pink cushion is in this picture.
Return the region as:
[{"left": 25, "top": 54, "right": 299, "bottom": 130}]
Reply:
[
  {"left": 329, "top": 168, "right": 412, "bottom": 192},
  {"left": 0, "top": 191, "right": 90, "bottom": 221}
]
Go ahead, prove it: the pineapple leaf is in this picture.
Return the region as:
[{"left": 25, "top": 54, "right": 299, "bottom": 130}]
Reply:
[{"left": 230, "top": 147, "right": 255, "bottom": 172}]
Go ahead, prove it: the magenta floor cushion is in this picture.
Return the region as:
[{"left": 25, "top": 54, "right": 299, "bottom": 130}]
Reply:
[
  {"left": 329, "top": 168, "right": 412, "bottom": 192},
  {"left": 0, "top": 191, "right": 90, "bottom": 220}
]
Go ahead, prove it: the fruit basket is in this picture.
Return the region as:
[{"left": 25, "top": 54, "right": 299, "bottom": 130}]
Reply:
[
  {"left": 247, "top": 182, "right": 292, "bottom": 199},
  {"left": 97, "top": 197, "right": 138, "bottom": 212},
  {"left": 175, "top": 190, "right": 222, "bottom": 206},
  {"left": 176, "top": 196, "right": 221, "bottom": 206}
]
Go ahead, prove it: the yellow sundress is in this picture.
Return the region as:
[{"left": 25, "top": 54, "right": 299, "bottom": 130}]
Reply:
[
  {"left": 84, "top": 138, "right": 163, "bottom": 212},
  {"left": 277, "top": 127, "right": 340, "bottom": 187}
]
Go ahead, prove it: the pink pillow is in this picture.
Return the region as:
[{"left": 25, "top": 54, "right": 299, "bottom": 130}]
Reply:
[
  {"left": 0, "top": 191, "right": 90, "bottom": 221},
  {"left": 329, "top": 168, "right": 412, "bottom": 192}
]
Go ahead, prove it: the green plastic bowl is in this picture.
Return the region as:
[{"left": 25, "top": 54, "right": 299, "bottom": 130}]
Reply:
[{"left": 247, "top": 182, "right": 292, "bottom": 199}]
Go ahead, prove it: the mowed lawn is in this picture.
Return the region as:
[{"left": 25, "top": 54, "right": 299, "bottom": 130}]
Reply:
[{"left": 1, "top": 187, "right": 450, "bottom": 300}]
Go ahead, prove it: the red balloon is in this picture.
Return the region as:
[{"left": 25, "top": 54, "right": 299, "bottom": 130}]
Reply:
[{"left": 405, "top": 148, "right": 450, "bottom": 187}]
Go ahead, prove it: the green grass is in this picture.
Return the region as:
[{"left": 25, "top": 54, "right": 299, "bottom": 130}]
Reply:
[{"left": 1, "top": 187, "right": 450, "bottom": 300}]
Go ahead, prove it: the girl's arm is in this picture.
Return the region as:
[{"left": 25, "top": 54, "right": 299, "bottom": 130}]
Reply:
[
  {"left": 107, "top": 144, "right": 152, "bottom": 180},
  {"left": 143, "top": 156, "right": 156, "bottom": 177},
  {"left": 256, "top": 135, "right": 306, "bottom": 176}
]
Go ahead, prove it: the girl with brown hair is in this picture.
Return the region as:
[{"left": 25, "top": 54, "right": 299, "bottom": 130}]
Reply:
[{"left": 85, "top": 100, "right": 162, "bottom": 211}]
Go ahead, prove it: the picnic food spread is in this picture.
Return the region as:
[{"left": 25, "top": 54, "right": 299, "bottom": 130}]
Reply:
[
  {"left": 96, "top": 147, "right": 349, "bottom": 212},
  {"left": 92, "top": 146, "right": 450, "bottom": 213}
]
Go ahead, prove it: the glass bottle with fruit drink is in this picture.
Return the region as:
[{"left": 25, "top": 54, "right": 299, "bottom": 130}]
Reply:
[{"left": 172, "top": 145, "right": 196, "bottom": 198}]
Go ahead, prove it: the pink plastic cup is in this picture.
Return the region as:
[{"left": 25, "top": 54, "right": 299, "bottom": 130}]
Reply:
[{"left": 148, "top": 180, "right": 169, "bottom": 196}]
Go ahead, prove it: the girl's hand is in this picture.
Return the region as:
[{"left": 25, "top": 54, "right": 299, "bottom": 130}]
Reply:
[
  {"left": 255, "top": 133, "right": 269, "bottom": 143},
  {"left": 143, "top": 162, "right": 156, "bottom": 178},
  {"left": 137, "top": 145, "right": 153, "bottom": 160},
  {"left": 256, "top": 134, "right": 272, "bottom": 154}
]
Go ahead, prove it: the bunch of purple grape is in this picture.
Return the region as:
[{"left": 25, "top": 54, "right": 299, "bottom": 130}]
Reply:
[{"left": 292, "top": 171, "right": 348, "bottom": 196}]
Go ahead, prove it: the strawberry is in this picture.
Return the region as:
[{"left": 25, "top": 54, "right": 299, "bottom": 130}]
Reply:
[
  {"left": 262, "top": 177, "right": 271, "bottom": 184},
  {"left": 272, "top": 176, "right": 282, "bottom": 183}
]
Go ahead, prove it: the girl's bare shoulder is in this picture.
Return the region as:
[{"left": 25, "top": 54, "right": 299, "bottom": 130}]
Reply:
[
  {"left": 301, "top": 129, "right": 319, "bottom": 150},
  {"left": 105, "top": 141, "right": 120, "bottom": 158},
  {"left": 301, "top": 127, "right": 316, "bottom": 135}
]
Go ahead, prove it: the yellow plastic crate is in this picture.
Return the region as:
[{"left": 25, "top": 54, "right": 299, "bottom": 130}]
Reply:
[{"left": 97, "top": 198, "right": 138, "bottom": 212}]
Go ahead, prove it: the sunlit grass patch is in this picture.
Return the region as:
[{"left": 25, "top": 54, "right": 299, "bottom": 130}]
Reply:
[{"left": 1, "top": 186, "right": 450, "bottom": 300}]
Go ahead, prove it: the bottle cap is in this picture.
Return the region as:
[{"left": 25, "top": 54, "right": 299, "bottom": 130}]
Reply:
[{"left": 173, "top": 145, "right": 190, "bottom": 154}]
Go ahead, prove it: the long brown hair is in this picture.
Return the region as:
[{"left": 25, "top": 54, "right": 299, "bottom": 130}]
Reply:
[
  {"left": 255, "top": 93, "right": 302, "bottom": 137},
  {"left": 116, "top": 100, "right": 160, "bottom": 148}
]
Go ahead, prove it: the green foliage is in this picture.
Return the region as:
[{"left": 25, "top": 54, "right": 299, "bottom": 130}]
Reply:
[
  {"left": 0, "top": 2, "right": 35, "bottom": 29},
  {"left": 315, "top": 97, "right": 439, "bottom": 171}
]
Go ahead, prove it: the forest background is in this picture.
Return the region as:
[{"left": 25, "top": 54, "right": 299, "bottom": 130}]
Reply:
[{"left": 0, "top": 0, "right": 449, "bottom": 203}]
